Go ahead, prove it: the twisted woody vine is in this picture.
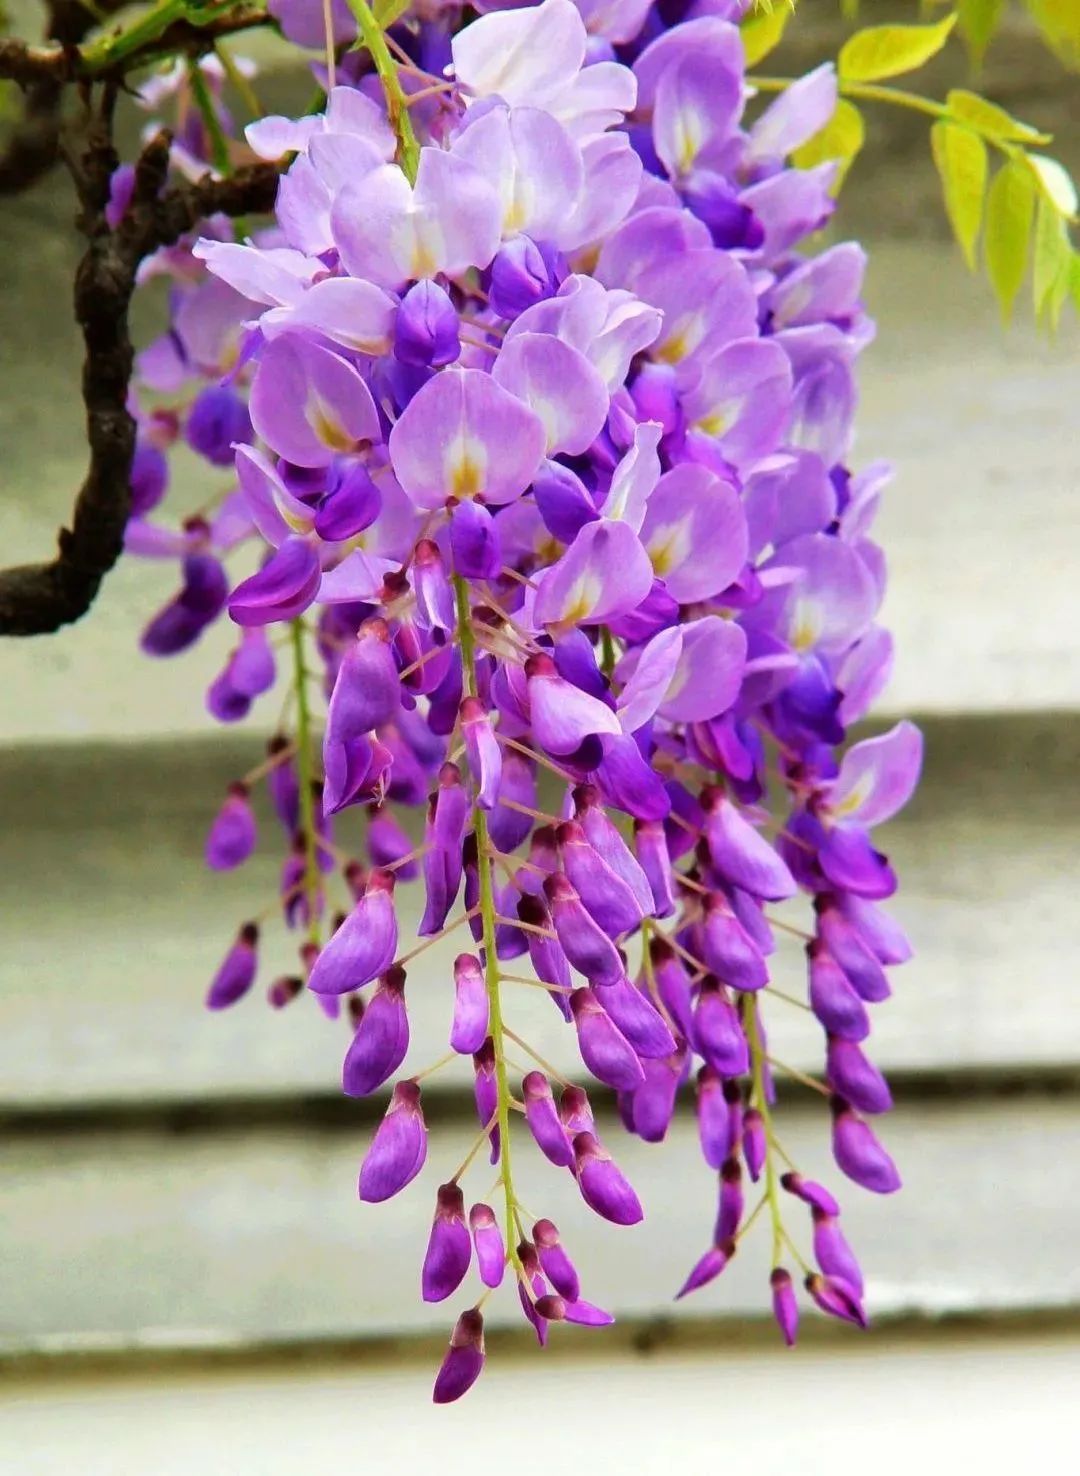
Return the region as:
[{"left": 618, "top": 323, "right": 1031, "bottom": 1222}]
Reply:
[{"left": 2, "top": 0, "right": 1077, "bottom": 1403}]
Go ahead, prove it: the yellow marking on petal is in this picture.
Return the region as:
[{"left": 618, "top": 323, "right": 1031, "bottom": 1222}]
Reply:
[
  {"left": 647, "top": 524, "right": 691, "bottom": 578},
  {"left": 832, "top": 778, "right": 872, "bottom": 818},
  {"left": 655, "top": 312, "right": 704, "bottom": 365},
  {"left": 310, "top": 401, "right": 361, "bottom": 455},
  {"left": 448, "top": 435, "right": 487, "bottom": 500},
  {"left": 790, "top": 599, "right": 822, "bottom": 653},
  {"left": 695, "top": 408, "right": 731, "bottom": 438},
  {"left": 282, "top": 505, "right": 314, "bottom": 534},
  {"left": 674, "top": 108, "right": 705, "bottom": 177}
]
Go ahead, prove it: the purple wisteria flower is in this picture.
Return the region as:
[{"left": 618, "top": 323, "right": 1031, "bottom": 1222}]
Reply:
[{"left": 125, "top": 0, "right": 925, "bottom": 1403}]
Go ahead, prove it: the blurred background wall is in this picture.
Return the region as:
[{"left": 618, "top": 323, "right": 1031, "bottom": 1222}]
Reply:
[{"left": 1, "top": 5, "right": 1079, "bottom": 1471}]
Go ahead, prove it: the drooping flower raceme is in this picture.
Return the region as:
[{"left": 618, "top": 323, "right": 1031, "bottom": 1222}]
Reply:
[{"left": 127, "top": 0, "right": 923, "bottom": 1400}]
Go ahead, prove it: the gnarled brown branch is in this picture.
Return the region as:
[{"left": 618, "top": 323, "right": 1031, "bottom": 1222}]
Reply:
[{"left": 0, "top": 129, "right": 279, "bottom": 636}]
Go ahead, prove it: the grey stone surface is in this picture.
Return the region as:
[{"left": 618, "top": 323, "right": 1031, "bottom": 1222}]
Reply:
[
  {"left": 4, "top": 1330, "right": 1078, "bottom": 1475},
  {"left": 0, "top": 713, "right": 1077, "bottom": 1108},
  {"left": 1, "top": 1093, "right": 1075, "bottom": 1350}
]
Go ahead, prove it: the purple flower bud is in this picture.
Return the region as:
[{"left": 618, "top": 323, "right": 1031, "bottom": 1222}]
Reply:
[
  {"left": 469, "top": 1203, "right": 505, "bottom": 1288},
  {"left": 716, "top": 1157, "right": 744, "bottom": 1241},
  {"left": 358, "top": 1080, "right": 427, "bottom": 1203},
  {"left": 676, "top": 1239, "right": 735, "bottom": 1300},
  {"left": 185, "top": 384, "right": 252, "bottom": 467},
  {"left": 574, "top": 787, "right": 655, "bottom": 916},
  {"left": 367, "top": 802, "right": 419, "bottom": 879},
  {"left": 771, "top": 1267, "right": 799, "bottom": 1346},
  {"left": 451, "top": 953, "right": 490, "bottom": 1055},
  {"left": 422, "top": 1183, "right": 472, "bottom": 1303},
  {"left": 473, "top": 1038, "right": 500, "bottom": 1164},
  {"left": 826, "top": 1035, "right": 893, "bottom": 1114},
  {"left": 461, "top": 697, "right": 502, "bottom": 811},
  {"left": 309, "top": 869, "right": 398, "bottom": 995},
  {"left": 516, "top": 1241, "right": 550, "bottom": 1346},
  {"left": 395, "top": 279, "right": 460, "bottom": 368},
  {"left": 816, "top": 902, "right": 890, "bottom": 1002},
  {"left": 517, "top": 894, "right": 573, "bottom": 1011},
  {"left": 487, "top": 750, "right": 537, "bottom": 853},
  {"left": 323, "top": 618, "right": 402, "bottom": 815},
  {"left": 702, "top": 788, "right": 797, "bottom": 902},
  {"left": 205, "top": 783, "right": 256, "bottom": 871},
  {"left": 820, "top": 824, "right": 896, "bottom": 899},
  {"left": 743, "top": 1108, "right": 767, "bottom": 1182},
  {"left": 432, "top": 1308, "right": 485, "bottom": 1404},
  {"left": 558, "top": 820, "right": 643, "bottom": 939},
  {"left": 693, "top": 977, "right": 750, "bottom": 1077},
  {"left": 267, "top": 736, "right": 300, "bottom": 833},
  {"left": 701, "top": 895, "right": 769, "bottom": 992},
  {"left": 561, "top": 1298, "right": 615, "bottom": 1327},
  {"left": 812, "top": 1208, "right": 864, "bottom": 1295},
  {"left": 206, "top": 922, "right": 258, "bottom": 1010},
  {"left": 544, "top": 872, "right": 625, "bottom": 987},
  {"left": 130, "top": 440, "right": 168, "bottom": 517},
  {"left": 533, "top": 460, "right": 598, "bottom": 544},
  {"left": 780, "top": 1171, "right": 841, "bottom": 1217},
  {"left": 805, "top": 1272, "right": 867, "bottom": 1328},
  {"left": 573, "top": 1131, "right": 643, "bottom": 1225},
  {"left": 488, "top": 235, "right": 565, "bottom": 320},
  {"left": 651, "top": 937, "right": 695, "bottom": 1043},
  {"left": 600, "top": 976, "right": 677, "bottom": 1060},
  {"left": 560, "top": 1084, "right": 595, "bottom": 1138},
  {"left": 520, "top": 1071, "right": 572, "bottom": 1168},
  {"left": 526, "top": 653, "right": 621, "bottom": 758},
  {"left": 342, "top": 964, "right": 409, "bottom": 1097},
  {"left": 838, "top": 893, "right": 912, "bottom": 965},
  {"left": 412, "top": 538, "right": 455, "bottom": 636},
  {"left": 696, "top": 1066, "right": 734, "bottom": 1168},
  {"left": 533, "top": 1218, "right": 580, "bottom": 1301},
  {"left": 141, "top": 552, "right": 227, "bottom": 656},
  {"left": 419, "top": 763, "right": 470, "bottom": 936},
  {"left": 808, "top": 942, "right": 870, "bottom": 1041},
  {"left": 631, "top": 1052, "right": 684, "bottom": 1143},
  {"left": 313, "top": 462, "right": 381, "bottom": 542},
  {"left": 831, "top": 1097, "right": 901, "bottom": 1194},
  {"left": 229, "top": 537, "right": 321, "bottom": 627},
  {"left": 267, "top": 975, "right": 303, "bottom": 1010},
  {"left": 449, "top": 498, "right": 502, "bottom": 581},
  {"left": 635, "top": 820, "right": 676, "bottom": 917},
  {"left": 571, "top": 987, "right": 645, "bottom": 1092}
]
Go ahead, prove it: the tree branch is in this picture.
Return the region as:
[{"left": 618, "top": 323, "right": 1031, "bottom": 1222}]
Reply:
[{"left": 0, "top": 128, "right": 280, "bottom": 636}]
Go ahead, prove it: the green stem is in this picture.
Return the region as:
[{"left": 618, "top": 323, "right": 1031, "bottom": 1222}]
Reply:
[
  {"left": 342, "top": 0, "right": 420, "bottom": 183},
  {"left": 741, "top": 993, "right": 785, "bottom": 1268},
  {"left": 454, "top": 574, "right": 520, "bottom": 1274},
  {"left": 600, "top": 626, "right": 617, "bottom": 680},
  {"left": 187, "top": 59, "right": 231, "bottom": 175},
  {"left": 290, "top": 618, "right": 322, "bottom": 948},
  {"left": 750, "top": 73, "right": 948, "bottom": 122},
  {"left": 81, "top": 0, "right": 187, "bottom": 68}
]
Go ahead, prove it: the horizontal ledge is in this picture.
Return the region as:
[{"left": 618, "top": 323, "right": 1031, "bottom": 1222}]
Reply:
[
  {"left": 2, "top": 1063, "right": 1079, "bottom": 1140},
  {"left": 3, "top": 1301, "right": 1079, "bottom": 1384}
]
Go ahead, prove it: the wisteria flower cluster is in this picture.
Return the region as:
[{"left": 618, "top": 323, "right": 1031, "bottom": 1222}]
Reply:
[{"left": 126, "top": 0, "right": 924, "bottom": 1402}]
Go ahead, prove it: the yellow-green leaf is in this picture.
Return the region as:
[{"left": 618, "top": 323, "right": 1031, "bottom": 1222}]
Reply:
[
  {"left": 931, "top": 121, "right": 988, "bottom": 270},
  {"left": 792, "top": 99, "right": 865, "bottom": 191},
  {"left": 984, "top": 158, "right": 1036, "bottom": 319},
  {"left": 1032, "top": 194, "right": 1073, "bottom": 324},
  {"left": 741, "top": 3, "right": 793, "bottom": 65},
  {"left": 838, "top": 14, "right": 958, "bottom": 82},
  {"left": 957, "top": 0, "right": 1005, "bottom": 65},
  {"left": 946, "top": 89, "right": 1051, "bottom": 145},
  {"left": 1026, "top": 154, "right": 1079, "bottom": 220},
  {"left": 1023, "top": 0, "right": 1080, "bottom": 68}
]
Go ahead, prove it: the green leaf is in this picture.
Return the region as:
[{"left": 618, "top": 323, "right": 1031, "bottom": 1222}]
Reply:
[
  {"left": 1022, "top": 0, "right": 1080, "bottom": 68},
  {"left": 838, "top": 14, "right": 958, "bottom": 81},
  {"left": 1026, "top": 154, "right": 1079, "bottom": 219},
  {"left": 741, "top": 2, "right": 793, "bottom": 64},
  {"left": 1032, "top": 194, "right": 1073, "bottom": 324},
  {"left": 984, "top": 159, "right": 1036, "bottom": 319},
  {"left": 946, "top": 88, "right": 1051, "bottom": 145},
  {"left": 792, "top": 98, "right": 865, "bottom": 191},
  {"left": 931, "top": 121, "right": 988, "bottom": 270},
  {"left": 957, "top": 0, "right": 1005, "bottom": 65}
]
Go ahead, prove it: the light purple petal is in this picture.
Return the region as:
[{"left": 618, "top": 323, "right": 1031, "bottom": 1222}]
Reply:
[
  {"left": 638, "top": 463, "right": 747, "bottom": 603},
  {"left": 249, "top": 337, "right": 381, "bottom": 468},
  {"left": 533, "top": 519, "right": 654, "bottom": 626},
  {"left": 826, "top": 721, "right": 923, "bottom": 828},
  {"left": 492, "top": 332, "right": 609, "bottom": 456}
]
